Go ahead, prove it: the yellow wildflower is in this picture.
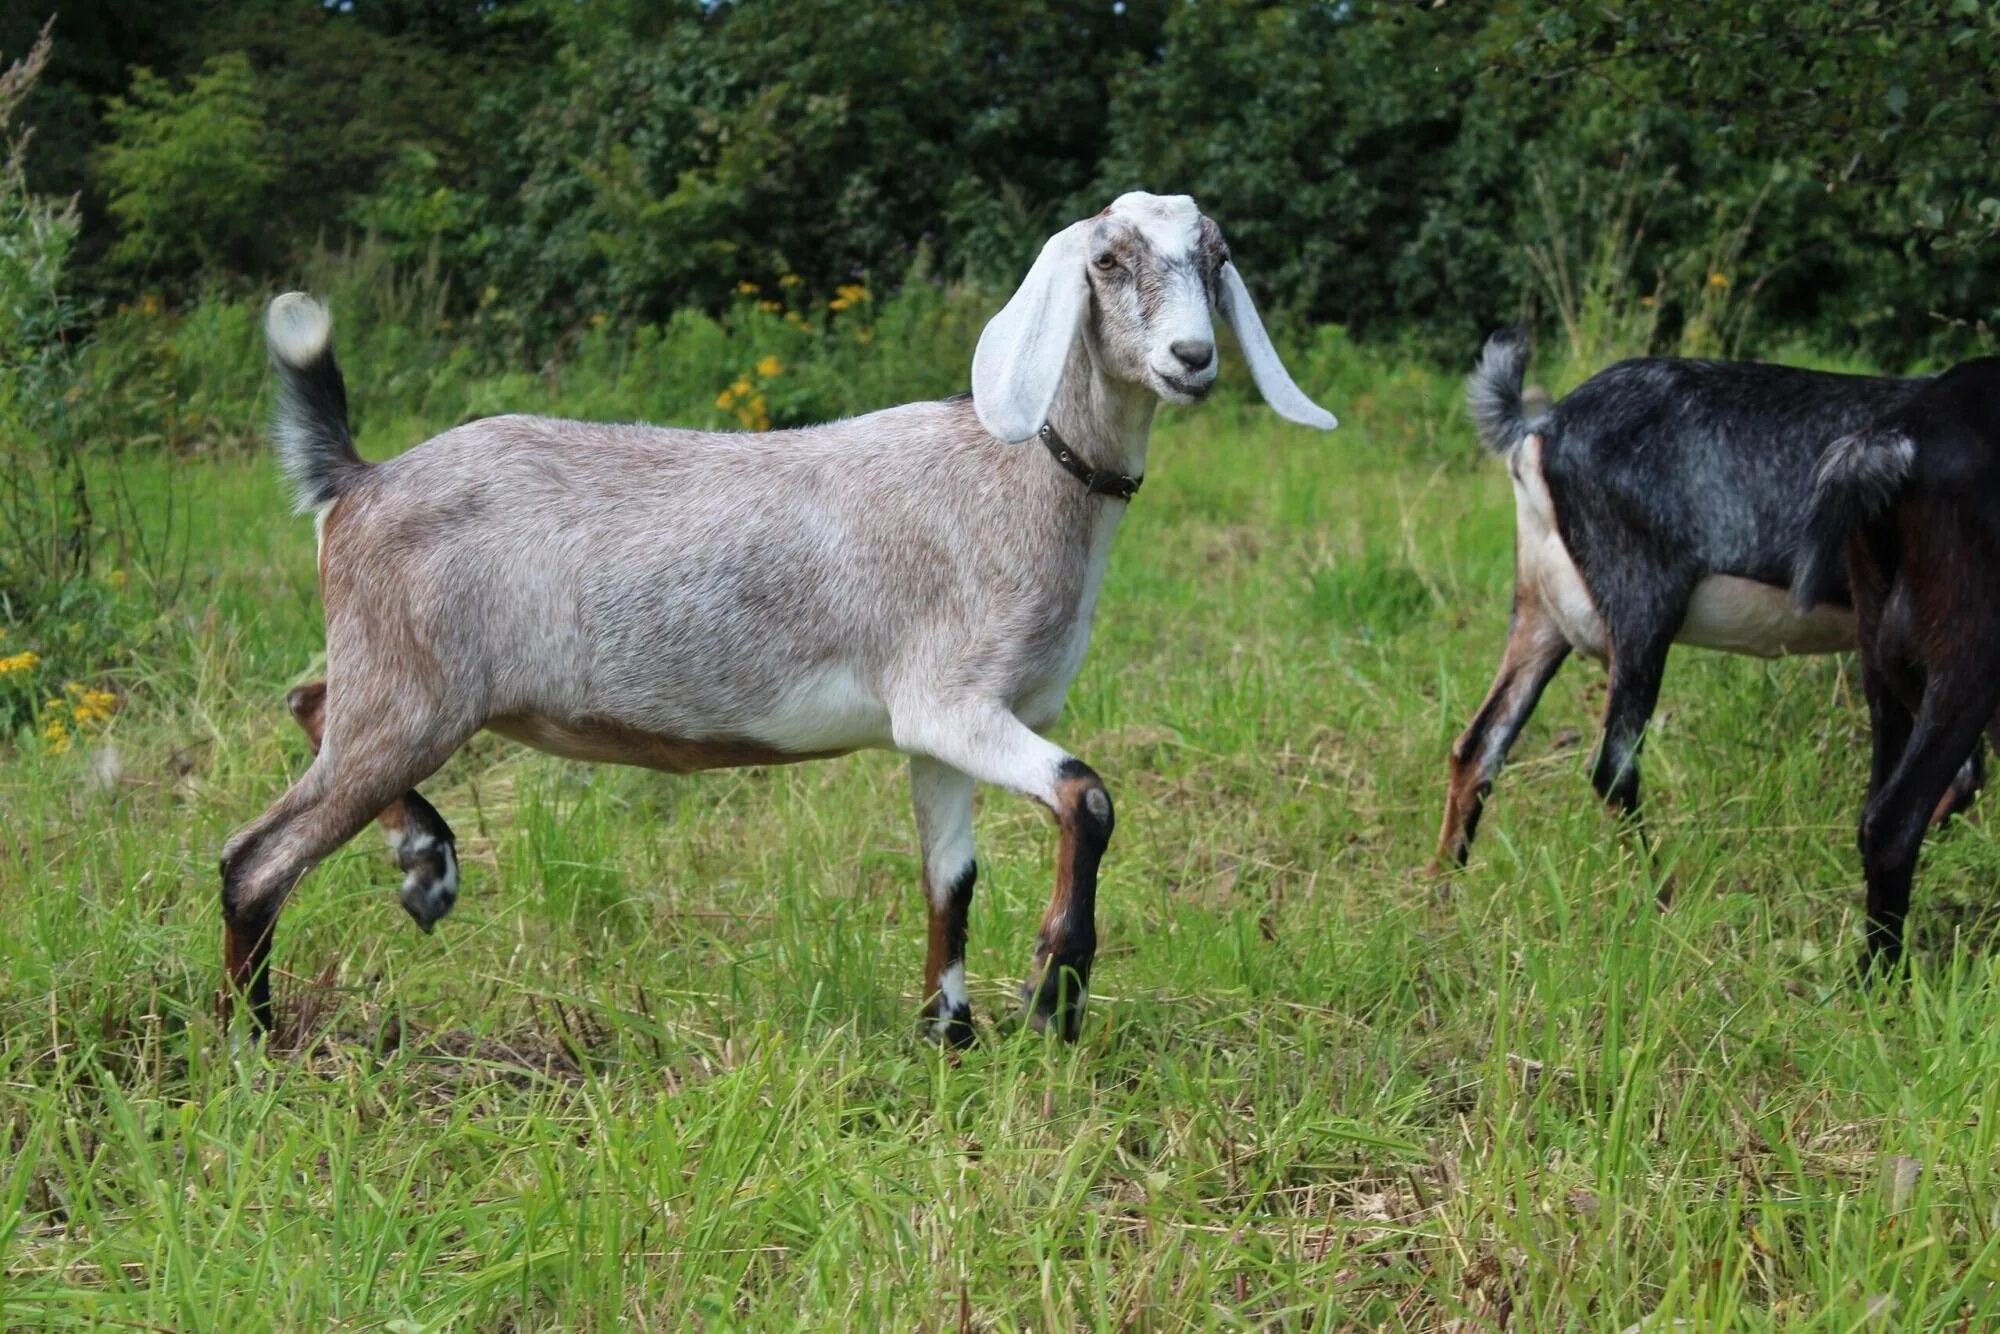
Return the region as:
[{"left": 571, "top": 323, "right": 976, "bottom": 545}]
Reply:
[
  {"left": 42, "top": 716, "right": 70, "bottom": 754},
  {"left": 1707, "top": 272, "right": 1730, "bottom": 290},
  {"left": 66, "top": 683, "right": 117, "bottom": 727},
  {"left": 835, "top": 283, "right": 869, "bottom": 305},
  {"left": 778, "top": 273, "right": 803, "bottom": 289},
  {"left": 828, "top": 296, "right": 852, "bottom": 313},
  {"left": 855, "top": 328, "right": 875, "bottom": 345},
  {"left": 736, "top": 281, "right": 761, "bottom": 296},
  {"left": 731, "top": 377, "right": 753, "bottom": 398},
  {"left": 589, "top": 312, "right": 608, "bottom": 330},
  {"left": 106, "top": 568, "right": 128, "bottom": 591},
  {"left": 755, "top": 355, "right": 784, "bottom": 378},
  {"left": 785, "top": 311, "right": 810, "bottom": 329},
  {"left": 716, "top": 387, "right": 738, "bottom": 409},
  {"left": 1639, "top": 295, "right": 1657, "bottom": 308},
  {"left": 139, "top": 293, "right": 163, "bottom": 317},
  {"left": 758, "top": 299, "right": 784, "bottom": 314},
  {"left": 733, "top": 393, "right": 771, "bottom": 432},
  {"left": 0, "top": 649, "right": 40, "bottom": 675}
]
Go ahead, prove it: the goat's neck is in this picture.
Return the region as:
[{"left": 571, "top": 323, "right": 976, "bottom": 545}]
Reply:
[{"left": 1045, "top": 339, "right": 1156, "bottom": 480}]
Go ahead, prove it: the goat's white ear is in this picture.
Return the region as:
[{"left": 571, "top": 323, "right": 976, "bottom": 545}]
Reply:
[
  {"left": 972, "top": 220, "right": 1092, "bottom": 443},
  {"left": 1219, "top": 261, "right": 1338, "bottom": 431}
]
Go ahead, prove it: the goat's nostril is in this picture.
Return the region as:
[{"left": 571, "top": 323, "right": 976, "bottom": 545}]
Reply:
[{"left": 1170, "top": 340, "right": 1214, "bottom": 373}]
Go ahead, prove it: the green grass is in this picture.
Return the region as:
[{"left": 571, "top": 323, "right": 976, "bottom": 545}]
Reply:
[{"left": 8, "top": 355, "right": 2000, "bottom": 1329}]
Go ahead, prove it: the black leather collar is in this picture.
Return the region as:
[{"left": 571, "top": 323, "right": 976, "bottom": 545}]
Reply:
[{"left": 1039, "top": 422, "right": 1143, "bottom": 501}]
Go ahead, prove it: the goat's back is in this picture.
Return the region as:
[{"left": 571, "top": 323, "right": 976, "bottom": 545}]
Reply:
[
  {"left": 1538, "top": 358, "right": 1924, "bottom": 589},
  {"left": 312, "top": 399, "right": 1101, "bottom": 740}
]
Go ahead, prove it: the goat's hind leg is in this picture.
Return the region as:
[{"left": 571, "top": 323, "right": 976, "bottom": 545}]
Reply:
[
  {"left": 1433, "top": 592, "right": 1570, "bottom": 870},
  {"left": 223, "top": 699, "right": 470, "bottom": 1034},
  {"left": 1932, "top": 741, "right": 1983, "bottom": 828},
  {"left": 288, "top": 680, "right": 461, "bottom": 931},
  {"left": 1855, "top": 663, "right": 2000, "bottom": 978}
]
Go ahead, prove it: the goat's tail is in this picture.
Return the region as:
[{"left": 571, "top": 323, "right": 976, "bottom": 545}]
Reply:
[
  {"left": 1792, "top": 427, "right": 1917, "bottom": 610},
  {"left": 1467, "top": 325, "right": 1536, "bottom": 455},
  {"left": 265, "top": 293, "right": 365, "bottom": 513}
]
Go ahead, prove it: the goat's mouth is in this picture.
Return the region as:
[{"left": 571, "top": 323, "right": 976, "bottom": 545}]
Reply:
[{"left": 1155, "top": 371, "right": 1215, "bottom": 405}]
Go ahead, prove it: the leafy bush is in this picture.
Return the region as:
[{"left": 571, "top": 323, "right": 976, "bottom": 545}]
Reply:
[
  {"left": 98, "top": 53, "right": 277, "bottom": 278},
  {"left": 0, "top": 24, "right": 175, "bottom": 746}
]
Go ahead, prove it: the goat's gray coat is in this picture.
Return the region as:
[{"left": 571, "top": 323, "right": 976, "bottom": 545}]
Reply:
[{"left": 220, "top": 192, "right": 1338, "bottom": 1046}]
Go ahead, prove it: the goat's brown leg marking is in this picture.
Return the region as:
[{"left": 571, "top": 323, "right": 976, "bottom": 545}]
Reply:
[
  {"left": 1021, "top": 759, "right": 1113, "bottom": 1040},
  {"left": 1434, "top": 592, "right": 1570, "bottom": 870},
  {"left": 287, "top": 680, "right": 460, "bottom": 931},
  {"left": 922, "top": 864, "right": 977, "bottom": 1047},
  {"left": 222, "top": 694, "right": 469, "bottom": 1034}
]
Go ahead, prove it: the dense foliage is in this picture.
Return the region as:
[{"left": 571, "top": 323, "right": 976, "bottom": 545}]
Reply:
[{"left": 8, "top": 0, "right": 1997, "bottom": 364}]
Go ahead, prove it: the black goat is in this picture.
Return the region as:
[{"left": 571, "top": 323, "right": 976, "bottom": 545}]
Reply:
[
  {"left": 1436, "top": 329, "right": 1978, "bottom": 868},
  {"left": 1794, "top": 356, "right": 2000, "bottom": 972}
]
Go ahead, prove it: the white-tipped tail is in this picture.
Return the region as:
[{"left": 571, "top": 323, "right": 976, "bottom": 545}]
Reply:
[
  {"left": 267, "top": 292, "right": 332, "bottom": 369},
  {"left": 264, "top": 292, "right": 363, "bottom": 513},
  {"left": 1467, "top": 325, "right": 1533, "bottom": 454}
]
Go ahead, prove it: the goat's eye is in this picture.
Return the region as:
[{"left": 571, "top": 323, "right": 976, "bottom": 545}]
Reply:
[{"left": 1093, "top": 253, "right": 1119, "bottom": 272}]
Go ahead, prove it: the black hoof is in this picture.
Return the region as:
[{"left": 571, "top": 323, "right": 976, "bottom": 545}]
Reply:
[
  {"left": 397, "top": 841, "right": 459, "bottom": 933},
  {"left": 1020, "top": 958, "right": 1090, "bottom": 1042},
  {"left": 923, "top": 1004, "right": 977, "bottom": 1050}
]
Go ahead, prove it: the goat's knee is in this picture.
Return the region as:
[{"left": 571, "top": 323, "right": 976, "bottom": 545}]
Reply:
[
  {"left": 1022, "top": 760, "right": 1111, "bottom": 1040},
  {"left": 1057, "top": 758, "right": 1115, "bottom": 854}
]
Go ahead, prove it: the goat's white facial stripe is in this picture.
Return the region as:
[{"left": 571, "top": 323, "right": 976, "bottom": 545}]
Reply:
[{"left": 1106, "top": 191, "right": 1202, "bottom": 256}]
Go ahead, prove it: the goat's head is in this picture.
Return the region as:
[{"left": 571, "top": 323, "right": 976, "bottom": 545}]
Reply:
[{"left": 972, "top": 192, "right": 1338, "bottom": 442}]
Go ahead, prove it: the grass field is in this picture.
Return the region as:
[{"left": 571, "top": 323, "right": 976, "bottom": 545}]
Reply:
[{"left": 8, "top": 348, "right": 2000, "bottom": 1329}]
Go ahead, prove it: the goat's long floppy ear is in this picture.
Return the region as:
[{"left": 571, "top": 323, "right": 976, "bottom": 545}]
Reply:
[
  {"left": 972, "top": 220, "right": 1092, "bottom": 443},
  {"left": 1219, "top": 261, "right": 1338, "bottom": 431}
]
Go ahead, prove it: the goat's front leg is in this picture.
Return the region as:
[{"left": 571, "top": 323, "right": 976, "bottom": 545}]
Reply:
[
  {"left": 910, "top": 756, "right": 977, "bottom": 1048},
  {"left": 1590, "top": 621, "right": 1678, "bottom": 846},
  {"left": 899, "top": 705, "right": 1112, "bottom": 1042},
  {"left": 288, "top": 680, "right": 461, "bottom": 931}
]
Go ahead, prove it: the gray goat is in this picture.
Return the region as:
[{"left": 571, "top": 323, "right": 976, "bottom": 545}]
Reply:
[{"left": 221, "top": 192, "right": 1338, "bottom": 1045}]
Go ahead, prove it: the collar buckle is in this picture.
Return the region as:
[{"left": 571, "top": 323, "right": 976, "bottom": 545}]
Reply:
[{"left": 1038, "top": 422, "right": 1142, "bottom": 502}]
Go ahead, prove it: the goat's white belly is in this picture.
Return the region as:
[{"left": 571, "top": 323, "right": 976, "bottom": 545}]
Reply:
[
  {"left": 1512, "top": 434, "right": 1609, "bottom": 660},
  {"left": 743, "top": 662, "right": 894, "bottom": 753},
  {"left": 1676, "top": 575, "right": 1854, "bottom": 657},
  {"left": 1511, "top": 433, "right": 1853, "bottom": 662}
]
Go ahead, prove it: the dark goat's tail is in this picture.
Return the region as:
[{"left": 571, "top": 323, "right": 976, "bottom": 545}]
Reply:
[
  {"left": 265, "top": 293, "right": 365, "bottom": 513},
  {"left": 1467, "top": 325, "right": 1535, "bottom": 455},
  {"left": 1792, "top": 428, "right": 1917, "bottom": 610}
]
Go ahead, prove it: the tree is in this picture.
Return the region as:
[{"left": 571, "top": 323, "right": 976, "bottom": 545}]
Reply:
[{"left": 97, "top": 52, "right": 277, "bottom": 278}]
